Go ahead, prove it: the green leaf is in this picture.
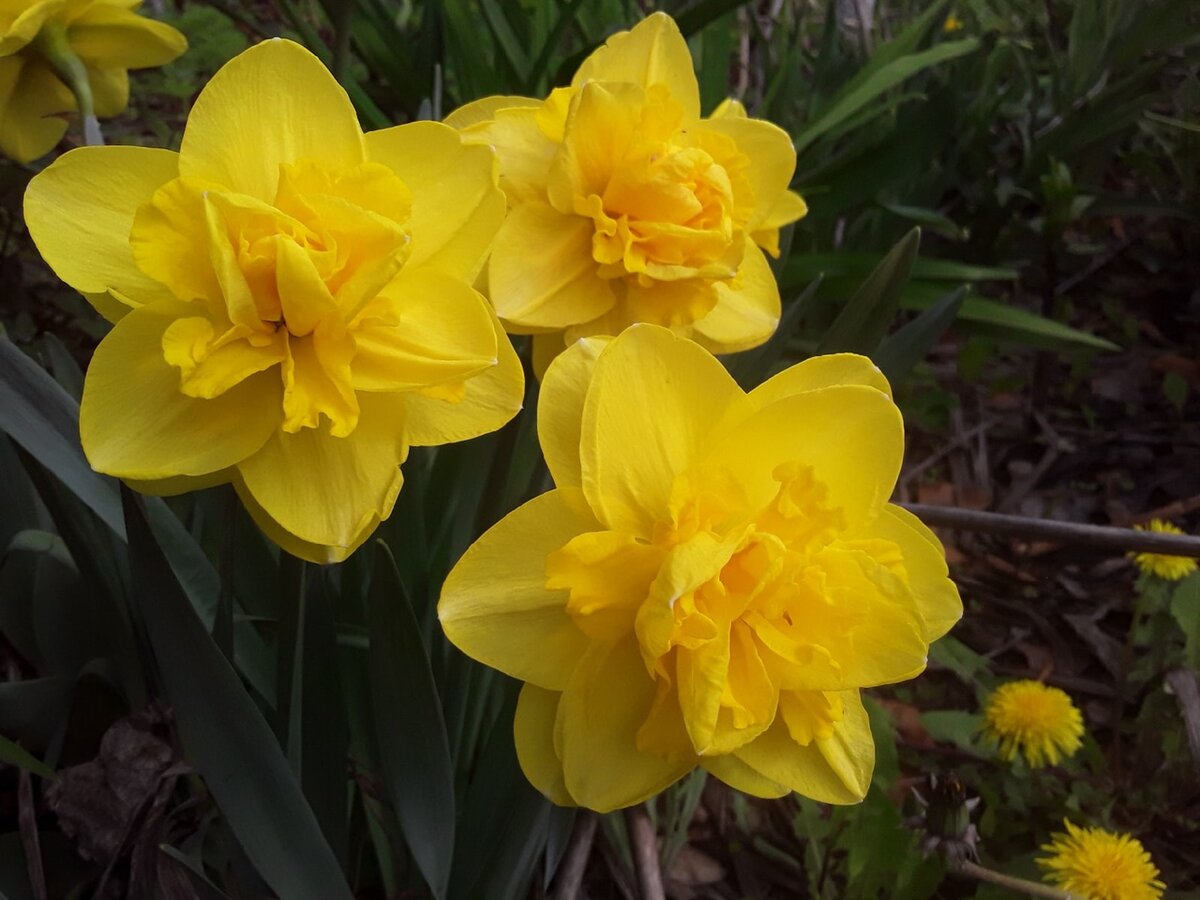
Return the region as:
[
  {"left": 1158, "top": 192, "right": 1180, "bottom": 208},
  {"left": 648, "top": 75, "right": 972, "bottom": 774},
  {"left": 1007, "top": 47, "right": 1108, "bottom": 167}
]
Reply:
[
  {"left": 0, "top": 733, "right": 56, "bottom": 780},
  {"left": 158, "top": 845, "right": 232, "bottom": 900},
  {"left": 0, "top": 337, "right": 123, "bottom": 538},
  {"left": 878, "top": 202, "right": 967, "bottom": 241},
  {"left": 920, "top": 710, "right": 982, "bottom": 751},
  {"left": 938, "top": 294, "right": 1120, "bottom": 352},
  {"left": 785, "top": 253, "right": 1017, "bottom": 286},
  {"left": 863, "top": 696, "right": 899, "bottom": 789},
  {"left": 1171, "top": 573, "right": 1200, "bottom": 670},
  {"left": 875, "top": 287, "right": 965, "bottom": 383},
  {"left": 368, "top": 542, "right": 455, "bottom": 900},
  {"left": 928, "top": 635, "right": 990, "bottom": 687},
  {"left": 794, "top": 40, "right": 981, "bottom": 154},
  {"left": 524, "top": 0, "right": 588, "bottom": 92},
  {"left": 675, "top": 0, "right": 754, "bottom": 37},
  {"left": 818, "top": 228, "right": 921, "bottom": 355},
  {"left": 122, "top": 488, "right": 353, "bottom": 900},
  {"left": 449, "top": 685, "right": 549, "bottom": 900},
  {"left": 293, "top": 571, "right": 349, "bottom": 864}
]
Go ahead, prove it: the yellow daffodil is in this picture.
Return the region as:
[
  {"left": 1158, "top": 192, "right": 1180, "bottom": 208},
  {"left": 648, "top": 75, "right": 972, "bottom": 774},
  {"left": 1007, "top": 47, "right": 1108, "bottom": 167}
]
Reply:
[
  {"left": 1039, "top": 820, "right": 1165, "bottom": 900},
  {"left": 981, "top": 680, "right": 1084, "bottom": 768},
  {"left": 1131, "top": 519, "right": 1198, "bottom": 582},
  {"left": 439, "top": 325, "right": 961, "bottom": 812},
  {"left": 24, "top": 39, "right": 521, "bottom": 563},
  {"left": 0, "top": 0, "right": 186, "bottom": 162},
  {"left": 446, "top": 13, "right": 808, "bottom": 370}
]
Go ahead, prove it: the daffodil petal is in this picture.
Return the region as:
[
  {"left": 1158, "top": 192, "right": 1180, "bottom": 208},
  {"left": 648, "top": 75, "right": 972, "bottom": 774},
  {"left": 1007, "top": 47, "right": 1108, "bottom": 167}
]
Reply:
[
  {"left": 80, "top": 301, "right": 281, "bottom": 480},
  {"left": 460, "top": 106, "right": 556, "bottom": 205},
  {"left": 85, "top": 64, "right": 128, "bottom": 116},
  {"left": 352, "top": 267, "right": 498, "bottom": 393},
  {"left": 572, "top": 11, "right": 700, "bottom": 120},
  {"left": 859, "top": 506, "right": 962, "bottom": 642},
  {"left": 24, "top": 144, "right": 178, "bottom": 301},
  {"left": 701, "top": 754, "right": 790, "bottom": 799},
  {"left": 692, "top": 241, "right": 780, "bottom": 354},
  {"left": 403, "top": 303, "right": 523, "bottom": 447},
  {"left": 443, "top": 94, "right": 540, "bottom": 129},
  {"left": 697, "top": 116, "right": 797, "bottom": 230},
  {"left": 710, "top": 98, "right": 747, "bottom": 119},
  {"left": 438, "top": 488, "right": 598, "bottom": 691},
  {"left": 537, "top": 335, "right": 607, "bottom": 489},
  {"left": 749, "top": 352, "right": 892, "bottom": 410},
  {"left": 236, "top": 391, "right": 407, "bottom": 554},
  {"left": 0, "top": 55, "right": 71, "bottom": 163},
  {"left": 127, "top": 468, "right": 235, "bottom": 497},
  {"left": 82, "top": 290, "right": 135, "bottom": 324},
  {"left": 581, "top": 325, "right": 746, "bottom": 536},
  {"left": 365, "top": 121, "right": 504, "bottom": 281},
  {"left": 764, "top": 545, "right": 928, "bottom": 691},
  {"left": 702, "top": 384, "right": 903, "bottom": 530},
  {"left": 733, "top": 691, "right": 873, "bottom": 804},
  {"left": 0, "top": 1, "right": 60, "bottom": 55},
  {"left": 514, "top": 684, "right": 573, "bottom": 807},
  {"left": 558, "top": 638, "right": 694, "bottom": 812},
  {"left": 179, "top": 39, "right": 364, "bottom": 202},
  {"left": 68, "top": 4, "right": 187, "bottom": 68},
  {"left": 488, "top": 201, "right": 615, "bottom": 330},
  {"left": 234, "top": 475, "right": 385, "bottom": 565}
]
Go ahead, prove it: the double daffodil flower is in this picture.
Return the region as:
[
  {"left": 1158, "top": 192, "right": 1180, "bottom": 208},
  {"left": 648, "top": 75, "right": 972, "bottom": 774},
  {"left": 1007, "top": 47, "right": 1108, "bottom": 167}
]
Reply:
[
  {"left": 1, "top": 0, "right": 186, "bottom": 162},
  {"left": 440, "top": 326, "right": 961, "bottom": 812},
  {"left": 25, "top": 39, "right": 522, "bottom": 562},
  {"left": 449, "top": 13, "right": 808, "bottom": 371}
]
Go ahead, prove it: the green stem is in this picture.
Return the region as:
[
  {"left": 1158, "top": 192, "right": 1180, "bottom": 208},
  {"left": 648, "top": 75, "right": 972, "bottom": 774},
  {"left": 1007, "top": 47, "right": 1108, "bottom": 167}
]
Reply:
[
  {"left": 951, "top": 860, "right": 1079, "bottom": 899},
  {"left": 32, "top": 23, "right": 102, "bottom": 145}
]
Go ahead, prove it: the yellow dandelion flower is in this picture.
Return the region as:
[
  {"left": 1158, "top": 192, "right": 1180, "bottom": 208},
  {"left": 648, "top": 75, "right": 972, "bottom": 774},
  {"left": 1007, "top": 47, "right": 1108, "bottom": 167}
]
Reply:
[
  {"left": 943, "top": 15, "right": 964, "bottom": 32},
  {"left": 1039, "top": 820, "right": 1165, "bottom": 900},
  {"left": 1130, "top": 519, "right": 1198, "bottom": 582},
  {"left": 980, "top": 680, "right": 1083, "bottom": 768}
]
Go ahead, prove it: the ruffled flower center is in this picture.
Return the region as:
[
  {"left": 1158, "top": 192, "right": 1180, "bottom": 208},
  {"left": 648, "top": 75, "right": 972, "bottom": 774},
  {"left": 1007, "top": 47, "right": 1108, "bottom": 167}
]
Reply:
[
  {"left": 129, "top": 157, "right": 488, "bottom": 438},
  {"left": 551, "top": 82, "right": 753, "bottom": 301},
  {"left": 547, "top": 461, "right": 919, "bottom": 759}
]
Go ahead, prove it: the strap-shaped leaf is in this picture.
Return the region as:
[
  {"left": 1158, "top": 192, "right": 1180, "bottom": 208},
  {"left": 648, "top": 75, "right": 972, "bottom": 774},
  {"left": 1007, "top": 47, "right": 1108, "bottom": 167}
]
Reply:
[
  {"left": 818, "top": 228, "right": 921, "bottom": 356},
  {"left": 369, "top": 542, "right": 456, "bottom": 899},
  {"left": 122, "top": 488, "right": 353, "bottom": 900}
]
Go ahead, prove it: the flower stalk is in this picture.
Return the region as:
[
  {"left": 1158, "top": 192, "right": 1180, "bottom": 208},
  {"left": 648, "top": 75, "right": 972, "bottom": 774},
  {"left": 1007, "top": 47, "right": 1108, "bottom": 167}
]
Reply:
[
  {"left": 950, "top": 859, "right": 1079, "bottom": 899},
  {"left": 31, "top": 23, "right": 103, "bottom": 146}
]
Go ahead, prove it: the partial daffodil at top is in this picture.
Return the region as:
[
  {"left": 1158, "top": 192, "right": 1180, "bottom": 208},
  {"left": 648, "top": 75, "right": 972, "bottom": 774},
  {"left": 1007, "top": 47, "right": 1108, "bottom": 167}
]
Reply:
[
  {"left": 447, "top": 13, "right": 807, "bottom": 370},
  {"left": 439, "top": 326, "right": 961, "bottom": 812},
  {"left": 0, "top": 0, "right": 186, "bottom": 163},
  {"left": 25, "top": 39, "right": 521, "bottom": 563}
]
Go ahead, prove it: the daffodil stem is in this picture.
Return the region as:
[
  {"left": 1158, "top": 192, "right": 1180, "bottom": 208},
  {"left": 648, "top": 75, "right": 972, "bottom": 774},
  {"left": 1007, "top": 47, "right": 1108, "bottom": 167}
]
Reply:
[
  {"left": 624, "top": 804, "right": 665, "bottom": 900},
  {"left": 551, "top": 812, "right": 597, "bottom": 900},
  {"left": 950, "top": 860, "right": 1078, "bottom": 899},
  {"left": 31, "top": 23, "right": 103, "bottom": 146},
  {"left": 903, "top": 502, "right": 1200, "bottom": 558}
]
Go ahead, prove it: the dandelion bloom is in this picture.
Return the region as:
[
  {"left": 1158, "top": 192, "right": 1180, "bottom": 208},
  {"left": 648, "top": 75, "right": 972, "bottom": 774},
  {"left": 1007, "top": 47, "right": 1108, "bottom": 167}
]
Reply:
[
  {"left": 0, "top": 0, "right": 186, "bottom": 162},
  {"left": 439, "top": 325, "right": 961, "bottom": 812},
  {"left": 25, "top": 39, "right": 521, "bottom": 563},
  {"left": 1039, "top": 820, "right": 1165, "bottom": 900},
  {"left": 981, "top": 680, "right": 1084, "bottom": 768},
  {"left": 447, "top": 13, "right": 808, "bottom": 370},
  {"left": 1130, "top": 519, "right": 1198, "bottom": 582}
]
